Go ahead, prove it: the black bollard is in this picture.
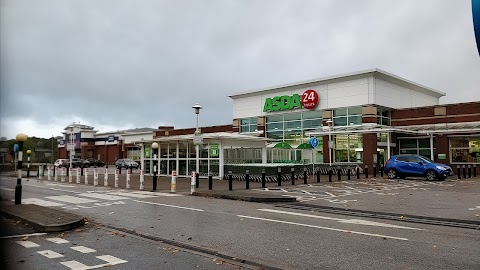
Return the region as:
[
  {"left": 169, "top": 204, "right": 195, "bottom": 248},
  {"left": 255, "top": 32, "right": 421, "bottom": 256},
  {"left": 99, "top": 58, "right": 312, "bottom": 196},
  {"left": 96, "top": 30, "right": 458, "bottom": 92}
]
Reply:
[
  {"left": 66, "top": 166, "right": 69, "bottom": 176},
  {"left": 261, "top": 169, "right": 266, "bottom": 188},
  {"left": 347, "top": 167, "right": 351, "bottom": 180},
  {"left": 228, "top": 171, "right": 233, "bottom": 191},
  {"left": 468, "top": 165, "right": 472, "bottom": 178},
  {"left": 196, "top": 172, "right": 200, "bottom": 188},
  {"left": 303, "top": 167, "right": 307, "bottom": 184},
  {"left": 129, "top": 165, "right": 133, "bottom": 174},
  {"left": 245, "top": 169, "right": 250, "bottom": 189},
  {"left": 365, "top": 165, "right": 369, "bottom": 179},
  {"left": 53, "top": 167, "right": 56, "bottom": 177},
  {"left": 380, "top": 165, "right": 384, "bottom": 177},
  {"left": 277, "top": 167, "right": 282, "bottom": 186},
  {"left": 81, "top": 165, "right": 84, "bottom": 176},
  {"left": 291, "top": 167, "right": 295, "bottom": 185},
  {"left": 118, "top": 166, "right": 122, "bottom": 174},
  {"left": 474, "top": 164, "right": 477, "bottom": 177},
  {"left": 328, "top": 168, "right": 332, "bottom": 182},
  {"left": 208, "top": 174, "right": 213, "bottom": 190},
  {"left": 457, "top": 165, "right": 461, "bottom": 179},
  {"left": 356, "top": 167, "right": 360, "bottom": 180},
  {"left": 373, "top": 164, "right": 377, "bottom": 178},
  {"left": 463, "top": 165, "right": 466, "bottom": 179},
  {"left": 316, "top": 169, "right": 320, "bottom": 183},
  {"left": 337, "top": 168, "right": 341, "bottom": 181}
]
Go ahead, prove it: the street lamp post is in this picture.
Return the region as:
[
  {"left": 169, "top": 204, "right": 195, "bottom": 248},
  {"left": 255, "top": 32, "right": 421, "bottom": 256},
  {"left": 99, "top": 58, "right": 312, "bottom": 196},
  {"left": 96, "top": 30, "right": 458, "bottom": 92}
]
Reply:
[
  {"left": 192, "top": 103, "right": 202, "bottom": 177},
  {"left": 26, "top": 149, "right": 31, "bottom": 178},
  {"left": 152, "top": 142, "right": 159, "bottom": 191},
  {"left": 326, "top": 120, "right": 333, "bottom": 167},
  {"left": 69, "top": 126, "right": 74, "bottom": 169},
  {"left": 15, "top": 133, "right": 27, "bottom": 204}
]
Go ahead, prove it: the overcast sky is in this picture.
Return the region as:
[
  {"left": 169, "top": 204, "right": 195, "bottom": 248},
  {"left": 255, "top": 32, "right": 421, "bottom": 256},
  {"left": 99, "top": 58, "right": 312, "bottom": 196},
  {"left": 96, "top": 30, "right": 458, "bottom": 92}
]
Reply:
[{"left": 1, "top": 0, "right": 479, "bottom": 139}]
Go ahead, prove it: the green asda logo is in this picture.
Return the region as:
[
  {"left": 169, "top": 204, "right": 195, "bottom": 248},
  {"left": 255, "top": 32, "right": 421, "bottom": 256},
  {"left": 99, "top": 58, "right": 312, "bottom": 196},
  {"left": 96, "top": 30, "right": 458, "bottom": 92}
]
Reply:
[{"left": 263, "top": 90, "right": 319, "bottom": 112}]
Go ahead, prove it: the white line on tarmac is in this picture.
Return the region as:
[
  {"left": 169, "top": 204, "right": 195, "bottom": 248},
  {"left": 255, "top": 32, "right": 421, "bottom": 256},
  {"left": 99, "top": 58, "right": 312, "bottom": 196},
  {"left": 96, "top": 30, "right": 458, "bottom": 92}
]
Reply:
[
  {"left": 257, "top": 209, "right": 425, "bottom": 230},
  {"left": 132, "top": 200, "right": 204, "bottom": 212},
  {"left": 0, "top": 233, "right": 47, "bottom": 239},
  {"left": 0, "top": 187, "right": 15, "bottom": 191},
  {"left": 237, "top": 215, "right": 409, "bottom": 241}
]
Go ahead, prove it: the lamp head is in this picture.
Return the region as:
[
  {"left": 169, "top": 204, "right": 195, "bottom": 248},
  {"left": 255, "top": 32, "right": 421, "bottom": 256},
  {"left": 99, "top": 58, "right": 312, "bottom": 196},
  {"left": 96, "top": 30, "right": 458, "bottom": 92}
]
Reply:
[
  {"left": 151, "top": 142, "right": 159, "bottom": 149},
  {"left": 192, "top": 103, "right": 202, "bottom": 114},
  {"left": 16, "top": 133, "right": 27, "bottom": 142},
  {"left": 326, "top": 120, "right": 333, "bottom": 126},
  {"left": 26, "top": 149, "right": 32, "bottom": 155}
]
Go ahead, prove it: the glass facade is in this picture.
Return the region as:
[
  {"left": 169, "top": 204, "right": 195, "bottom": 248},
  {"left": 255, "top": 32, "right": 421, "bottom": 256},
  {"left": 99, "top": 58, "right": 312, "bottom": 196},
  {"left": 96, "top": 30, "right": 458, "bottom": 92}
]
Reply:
[
  {"left": 265, "top": 111, "right": 322, "bottom": 144},
  {"left": 127, "top": 147, "right": 141, "bottom": 161},
  {"left": 240, "top": 117, "right": 258, "bottom": 133},
  {"left": 377, "top": 108, "right": 391, "bottom": 126},
  {"left": 450, "top": 136, "right": 480, "bottom": 163},
  {"left": 333, "top": 107, "right": 362, "bottom": 126},
  {"left": 334, "top": 134, "right": 363, "bottom": 162},
  {"left": 399, "top": 138, "right": 435, "bottom": 158}
]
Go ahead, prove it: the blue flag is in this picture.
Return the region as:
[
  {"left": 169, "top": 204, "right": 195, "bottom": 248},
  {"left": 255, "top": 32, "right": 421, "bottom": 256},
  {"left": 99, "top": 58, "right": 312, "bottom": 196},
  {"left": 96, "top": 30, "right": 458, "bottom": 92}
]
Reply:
[{"left": 474, "top": 0, "right": 480, "bottom": 55}]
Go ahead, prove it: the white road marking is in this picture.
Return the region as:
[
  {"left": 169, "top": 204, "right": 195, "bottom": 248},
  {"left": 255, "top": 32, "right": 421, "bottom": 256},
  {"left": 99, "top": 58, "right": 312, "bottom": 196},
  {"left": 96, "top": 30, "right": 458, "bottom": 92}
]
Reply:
[
  {"left": 61, "top": 260, "right": 89, "bottom": 269},
  {"left": 133, "top": 200, "right": 204, "bottom": 212},
  {"left": 97, "top": 255, "right": 128, "bottom": 265},
  {"left": 46, "top": 195, "right": 98, "bottom": 204},
  {"left": 16, "top": 240, "right": 40, "bottom": 248},
  {"left": 258, "top": 209, "right": 424, "bottom": 230},
  {"left": 238, "top": 215, "right": 409, "bottom": 241},
  {"left": 0, "top": 187, "right": 15, "bottom": 191},
  {"left": 78, "top": 193, "right": 128, "bottom": 201},
  {"left": 107, "top": 192, "right": 157, "bottom": 198},
  {"left": 21, "top": 198, "right": 65, "bottom": 207},
  {"left": 0, "top": 233, "right": 47, "bottom": 239},
  {"left": 37, "top": 250, "right": 64, "bottom": 258},
  {"left": 71, "top": 246, "right": 96, "bottom": 253},
  {"left": 132, "top": 191, "right": 183, "bottom": 196},
  {"left": 61, "top": 255, "right": 127, "bottom": 269},
  {"left": 46, "top": 237, "right": 69, "bottom": 244}
]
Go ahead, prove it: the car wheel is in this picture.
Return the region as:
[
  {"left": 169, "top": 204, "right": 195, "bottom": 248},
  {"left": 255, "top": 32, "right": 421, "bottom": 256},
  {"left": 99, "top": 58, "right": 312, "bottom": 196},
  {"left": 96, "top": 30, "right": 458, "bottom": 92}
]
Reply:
[
  {"left": 386, "top": 169, "right": 398, "bottom": 179},
  {"left": 425, "top": 170, "right": 438, "bottom": 181},
  {"left": 125, "top": 165, "right": 129, "bottom": 169}
]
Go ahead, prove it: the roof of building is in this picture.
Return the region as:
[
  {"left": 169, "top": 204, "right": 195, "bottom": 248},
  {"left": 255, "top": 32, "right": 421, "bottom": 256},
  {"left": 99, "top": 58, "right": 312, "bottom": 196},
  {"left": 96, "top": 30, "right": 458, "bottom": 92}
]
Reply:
[
  {"left": 95, "top": 127, "right": 157, "bottom": 136},
  {"left": 140, "top": 132, "right": 271, "bottom": 143},
  {"left": 228, "top": 68, "right": 445, "bottom": 99}
]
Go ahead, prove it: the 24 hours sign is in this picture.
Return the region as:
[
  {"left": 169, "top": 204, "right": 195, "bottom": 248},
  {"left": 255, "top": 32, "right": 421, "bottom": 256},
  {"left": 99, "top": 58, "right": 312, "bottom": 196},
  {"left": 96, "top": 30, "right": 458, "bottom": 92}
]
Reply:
[{"left": 263, "top": 89, "right": 319, "bottom": 112}]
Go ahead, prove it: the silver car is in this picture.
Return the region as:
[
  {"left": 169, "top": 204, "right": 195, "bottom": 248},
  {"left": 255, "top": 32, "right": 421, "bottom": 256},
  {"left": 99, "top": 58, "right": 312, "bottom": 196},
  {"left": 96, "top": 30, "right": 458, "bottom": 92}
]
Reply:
[{"left": 115, "top": 159, "right": 139, "bottom": 169}]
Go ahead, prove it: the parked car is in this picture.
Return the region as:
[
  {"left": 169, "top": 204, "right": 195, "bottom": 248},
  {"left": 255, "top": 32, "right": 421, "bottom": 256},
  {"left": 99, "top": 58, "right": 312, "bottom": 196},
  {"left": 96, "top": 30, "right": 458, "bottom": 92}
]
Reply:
[
  {"left": 115, "top": 158, "right": 139, "bottom": 169},
  {"left": 384, "top": 154, "right": 453, "bottom": 181},
  {"left": 54, "top": 158, "right": 87, "bottom": 168},
  {"left": 84, "top": 158, "right": 105, "bottom": 167},
  {"left": 54, "top": 159, "right": 69, "bottom": 168}
]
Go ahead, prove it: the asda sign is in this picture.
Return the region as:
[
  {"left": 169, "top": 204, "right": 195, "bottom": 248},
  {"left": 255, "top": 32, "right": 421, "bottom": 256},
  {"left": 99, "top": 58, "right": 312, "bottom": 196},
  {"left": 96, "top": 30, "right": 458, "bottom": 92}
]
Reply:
[{"left": 263, "top": 89, "right": 319, "bottom": 112}]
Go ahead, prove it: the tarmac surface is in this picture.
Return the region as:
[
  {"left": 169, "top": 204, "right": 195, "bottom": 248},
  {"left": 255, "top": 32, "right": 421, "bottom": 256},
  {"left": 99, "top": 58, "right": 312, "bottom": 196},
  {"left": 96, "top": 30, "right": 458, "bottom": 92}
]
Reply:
[{"left": 1, "top": 169, "right": 479, "bottom": 233}]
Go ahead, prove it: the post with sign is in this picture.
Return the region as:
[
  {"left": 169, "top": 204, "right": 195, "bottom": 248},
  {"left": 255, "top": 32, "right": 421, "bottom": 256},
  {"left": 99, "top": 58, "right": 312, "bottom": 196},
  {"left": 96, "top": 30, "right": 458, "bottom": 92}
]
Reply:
[
  {"left": 84, "top": 168, "right": 89, "bottom": 185},
  {"left": 190, "top": 171, "right": 196, "bottom": 194},
  {"left": 61, "top": 167, "right": 66, "bottom": 182},
  {"left": 47, "top": 166, "right": 52, "bottom": 181},
  {"left": 39, "top": 165, "right": 43, "bottom": 180},
  {"left": 104, "top": 167, "right": 109, "bottom": 186},
  {"left": 93, "top": 167, "right": 99, "bottom": 186},
  {"left": 171, "top": 170, "right": 177, "bottom": 193},
  {"left": 76, "top": 167, "right": 81, "bottom": 184},
  {"left": 69, "top": 167, "right": 73, "bottom": 183},
  {"left": 139, "top": 169, "right": 145, "bottom": 190},
  {"left": 54, "top": 167, "right": 58, "bottom": 181},
  {"left": 126, "top": 168, "right": 131, "bottom": 189}
]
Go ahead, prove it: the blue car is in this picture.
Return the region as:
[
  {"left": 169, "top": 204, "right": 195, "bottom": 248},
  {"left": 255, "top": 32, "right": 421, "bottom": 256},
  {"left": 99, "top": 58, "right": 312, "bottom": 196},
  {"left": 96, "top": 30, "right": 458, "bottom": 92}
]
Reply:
[{"left": 384, "top": 154, "right": 453, "bottom": 181}]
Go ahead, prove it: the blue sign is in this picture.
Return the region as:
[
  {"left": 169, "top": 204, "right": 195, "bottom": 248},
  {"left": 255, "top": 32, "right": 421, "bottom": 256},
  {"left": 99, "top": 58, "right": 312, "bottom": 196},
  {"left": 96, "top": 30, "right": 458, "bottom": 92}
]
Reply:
[
  {"left": 13, "top": 144, "right": 18, "bottom": 153},
  {"left": 107, "top": 136, "right": 115, "bottom": 142},
  {"left": 309, "top": 137, "right": 319, "bottom": 149},
  {"left": 474, "top": 0, "right": 480, "bottom": 55}
]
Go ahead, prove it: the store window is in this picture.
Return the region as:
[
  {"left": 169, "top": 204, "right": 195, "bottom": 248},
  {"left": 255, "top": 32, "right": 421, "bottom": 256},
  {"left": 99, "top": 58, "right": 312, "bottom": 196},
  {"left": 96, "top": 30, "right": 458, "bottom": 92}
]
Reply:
[
  {"left": 334, "top": 134, "right": 362, "bottom": 163},
  {"left": 450, "top": 136, "right": 480, "bottom": 163},
  {"left": 399, "top": 138, "right": 435, "bottom": 158},
  {"left": 377, "top": 108, "right": 391, "bottom": 126},
  {"left": 333, "top": 107, "right": 362, "bottom": 126},
  {"left": 265, "top": 112, "right": 322, "bottom": 143},
  {"left": 240, "top": 117, "right": 258, "bottom": 133},
  {"left": 127, "top": 147, "right": 140, "bottom": 161}
]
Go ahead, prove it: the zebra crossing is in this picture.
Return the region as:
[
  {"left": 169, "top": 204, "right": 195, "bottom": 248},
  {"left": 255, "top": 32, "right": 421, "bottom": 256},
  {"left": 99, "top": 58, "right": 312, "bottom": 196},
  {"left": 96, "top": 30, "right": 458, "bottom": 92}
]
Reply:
[
  {"left": 15, "top": 237, "right": 128, "bottom": 269},
  {"left": 19, "top": 190, "right": 183, "bottom": 210}
]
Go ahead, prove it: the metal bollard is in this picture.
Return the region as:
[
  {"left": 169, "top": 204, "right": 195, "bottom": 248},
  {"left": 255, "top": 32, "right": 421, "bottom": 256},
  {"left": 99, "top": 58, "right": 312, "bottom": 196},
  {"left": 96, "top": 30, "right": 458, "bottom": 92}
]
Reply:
[
  {"left": 93, "top": 167, "right": 99, "bottom": 186},
  {"left": 171, "top": 170, "right": 177, "bottom": 192},
  {"left": 104, "top": 167, "right": 109, "bottom": 186},
  {"left": 129, "top": 165, "right": 133, "bottom": 174},
  {"left": 228, "top": 171, "right": 233, "bottom": 191},
  {"left": 126, "top": 168, "right": 131, "bottom": 188},
  {"left": 277, "top": 167, "right": 282, "bottom": 186},
  {"left": 66, "top": 166, "right": 69, "bottom": 177},
  {"left": 337, "top": 168, "right": 341, "bottom": 181},
  {"left": 39, "top": 166, "right": 44, "bottom": 180},
  {"left": 118, "top": 166, "right": 122, "bottom": 174},
  {"left": 190, "top": 171, "right": 195, "bottom": 194},
  {"left": 47, "top": 166, "right": 52, "bottom": 181},
  {"left": 261, "top": 169, "right": 266, "bottom": 188},
  {"left": 245, "top": 170, "right": 250, "bottom": 189},
  {"left": 303, "top": 167, "right": 307, "bottom": 184},
  {"left": 76, "top": 167, "right": 81, "bottom": 184},
  {"left": 316, "top": 169, "right": 320, "bottom": 183},
  {"left": 347, "top": 167, "right": 351, "bottom": 180},
  {"left": 474, "top": 164, "right": 477, "bottom": 177},
  {"left": 328, "top": 168, "right": 332, "bottom": 182},
  {"left": 373, "top": 164, "right": 377, "bottom": 178},
  {"left": 81, "top": 166, "right": 84, "bottom": 176},
  {"left": 380, "top": 166, "right": 384, "bottom": 177},
  {"left": 356, "top": 167, "right": 360, "bottom": 180},
  {"left": 115, "top": 169, "right": 119, "bottom": 188},
  {"left": 365, "top": 165, "right": 369, "bottom": 179},
  {"left": 291, "top": 167, "right": 295, "bottom": 185},
  {"left": 61, "top": 167, "right": 66, "bottom": 182},
  {"left": 69, "top": 168, "right": 73, "bottom": 183},
  {"left": 140, "top": 169, "right": 145, "bottom": 190},
  {"left": 195, "top": 172, "right": 200, "bottom": 188},
  {"left": 457, "top": 165, "right": 461, "bottom": 179},
  {"left": 54, "top": 167, "right": 58, "bottom": 181},
  {"left": 84, "top": 168, "right": 89, "bottom": 184},
  {"left": 208, "top": 174, "right": 212, "bottom": 190},
  {"left": 463, "top": 165, "right": 466, "bottom": 179},
  {"left": 468, "top": 165, "right": 472, "bottom": 178}
]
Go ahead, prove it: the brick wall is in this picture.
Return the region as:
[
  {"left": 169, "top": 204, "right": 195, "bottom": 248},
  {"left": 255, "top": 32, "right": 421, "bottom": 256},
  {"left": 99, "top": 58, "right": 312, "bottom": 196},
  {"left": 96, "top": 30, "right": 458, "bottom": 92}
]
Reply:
[{"left": 392, "top": 102, "right": 480, "bottom": 126}]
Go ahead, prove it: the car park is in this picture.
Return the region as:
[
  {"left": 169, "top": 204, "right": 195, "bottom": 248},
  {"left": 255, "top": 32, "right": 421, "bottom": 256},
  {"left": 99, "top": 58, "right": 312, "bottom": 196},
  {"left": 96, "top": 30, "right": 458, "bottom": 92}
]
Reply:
[
  {"left": 84, "top": 158, "right": 105, "bottom": 167},
  {"left": 384, "top": 154, "right": 453, "bottom": 181},
  {"left": 115, "top": 158, "right": 139, "bottom": 169}
]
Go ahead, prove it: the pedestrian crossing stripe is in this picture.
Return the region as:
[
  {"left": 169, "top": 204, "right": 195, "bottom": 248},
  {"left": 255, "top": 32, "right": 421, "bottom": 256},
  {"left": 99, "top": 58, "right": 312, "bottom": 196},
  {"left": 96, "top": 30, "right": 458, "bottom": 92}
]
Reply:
[
  {"left": 61, "top": 255, "right": 127, "bottom": 269},
  {"left": 78, "top": 193, "right": 128, "bottom": 201},
  {"left": 71, "top": 246, "right": 96, "bottom": 253},
  {"left": 38, "top": 250, "right": 64, "bottom": 259},
  {"left": 46, "top": 238, "right": 69, "bottom": 244},
  {"left": 45, "top": 195, "right": 98, "bottom": 204},
  {"left": 16, "top": 240, "right": 40, "bottom": 248},
  {"left": 21, "top": 198, "right": 65, "bottom": 207}
]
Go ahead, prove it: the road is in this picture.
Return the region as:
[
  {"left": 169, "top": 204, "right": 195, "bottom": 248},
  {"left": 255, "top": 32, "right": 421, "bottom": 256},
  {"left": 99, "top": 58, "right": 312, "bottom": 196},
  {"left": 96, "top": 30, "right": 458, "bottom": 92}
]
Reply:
[{"left": 1, "top": 175, "right": 479, "bottom": 269}]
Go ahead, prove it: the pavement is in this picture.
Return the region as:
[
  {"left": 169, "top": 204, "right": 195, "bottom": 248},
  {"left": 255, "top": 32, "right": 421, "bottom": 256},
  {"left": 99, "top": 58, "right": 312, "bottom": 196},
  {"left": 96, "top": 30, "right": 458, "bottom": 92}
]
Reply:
[{"left": 1, "top": 169, "right": 479, "bottom": 233}]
